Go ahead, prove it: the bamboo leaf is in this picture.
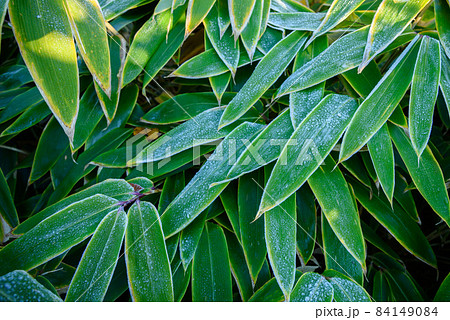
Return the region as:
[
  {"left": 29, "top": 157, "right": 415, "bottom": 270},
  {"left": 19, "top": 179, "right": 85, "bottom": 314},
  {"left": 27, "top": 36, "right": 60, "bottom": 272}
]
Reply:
[
  {"left": 268, "top": 12, "right": 325, "bottom": 31},
  {"left": 219, "top": 31, "right": 307, "bottom": 129},
  {"left": 373, "top": 271, "right": 391, "bottom": 302},
  {"left": 351, "top": 176, "right": 437, "bottom": 268},
  {"left": 217, "top": 0, "right": 230, "bottom": 36},
  {"left": 0, "top": 168, "right": 18, "bottom": 228},
  {"left": 142, "top": 17, "right": 186, "bottom": 90},
  {"left": 204, "top": 4, "right": 240, "bottom": 75},
  {"left": 290, "top": 35, "right": 327, "bottom": 128},
  {"left": 367, "top": 124, "right": 395, "bottom": 203},
  {"left": 238, "top": 170, "right": 267, "bottom": 284},
  {"left": 141, "top": 92, "right": 235, "bottom": 124},
  {"left": 290, "top": 272, "right": 333, "bottom": 302},
  {"left": 131, "top": 107, "right": 236, "bottom": 165},
  {"left": 160, "top": 122, "right": 264, "bottom": 238},
  {"left": 359, "top": 0, "right": 429, "bottom": 71},
  {"left": 264, "top": 165, "right": 296, "bottom": 300},
  {"left": 185, "top": 0, "right": 216, "bottom": 37},
  {"left": 295, "top": 185, "right": 316, "bottom": 264},
  {"left": 435, "top": 0, "right": 450, "bottom": 59},
  {"left": 0, "top": 194, "right": 118, "bottom": 276},
  {"left": 95, "top": 34, "right": 126, "bottom": 123},
  {"left": 98, "top": 0, "right": 148, "bottom": 20},
  {"left": 64, "top": 0, "right": 111, "bottom": 95},
  {"left": 122, "top": 10, "right": 172, "bottom": 85},
  {"left": 322, "top": 269, "right": 371, "bottom": 302},
  {"left": 259, "top": 94, "right": 358, "bottom": 213},
  {"left": 29, "top": 117, "right": 70, "bottom": 184},
  {"left": 308, "top": 156, "right": 366, "bottom": 269},
  {"left": 241, "top": 0, "right": 263, "bottom": 60},
  {"left": 225, "top": 231, "right": 253, "bottom": 301},
  {"left": 13, "top": 179, "right": 134, "bottom": 235},
  {"left": 439, "top": 46, "right": 450, "bottom": 114},
  {"left": 409, "top": 36, "right": 441, "bottom": 158},
  {"left": 0, "top": 270, "right": 62, "bottom": 302},
  {"left": 306, "top": 0, "right": 365, "bottom": 47},
  {"left": 0, "top": 0, "right": 8, "bottom": 55},
  {"left": 222, "top": 108, "right": 294, "bottom": 184},
  {"left": 192, "top": 222, "right": 232, "bottom": 301},
  {"left": 180, "top": 211, "right": 207, "bottom": 268},
  {"left": 125, "top": 201, "right": 174, "bottom": 302},
  {"left": 322, "top": 214, "right": 364, "bottom": 285},
  {"left": 388, "top": 124, "right": 450, "bottom": 226},
  {"left": 434, "top": 273, "right": 450, "bottom": 302},
  {"left": 9, "top": 0, "right": 79, "bottom": 140},
  {"left": 276, "top": 26, "right": 369, "bottom": 98},
  {"left": 339, "top": 35, "right": 421, "bottom": 162},
  {"left": 229, "top": 0, "right": 257, "bottom": 39},
  {"left": 65, "top": 209, "right": 127, "bottom": 302}
]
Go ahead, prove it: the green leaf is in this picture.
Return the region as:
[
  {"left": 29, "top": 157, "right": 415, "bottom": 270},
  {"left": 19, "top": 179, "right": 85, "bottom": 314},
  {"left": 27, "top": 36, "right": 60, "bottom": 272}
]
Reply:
[
  {"left": 434, "top": 273, "right": 450, "bottom": 302},
  {"left": 260, "top": 94, "right": 358, "bottom": 213},
  {"left": 65, "top": 0, "right": 111, "bottom": 95},
  {"left": 171, "top": 254, "right": 192, "bottom": 301},
  {"left": 95, "top": 34, "right": 126, "bottom": 123},
  {"left": 276, "top": 26, "right": 369, "bottom": 98},
  {"left": 217, "top": 0, "right": 230, "bottom": 36},
  {"left": 71, "top": 84, "right": 104, "bottom": 152},
  {"left": 322, "top": 269, "right": 371, "bottom": 302},
  {"left": 0, "top": 194, "right": 118, "bottom": 276},
  {"left": 388, "top": 124, "right": 450, "bottom": 226},
  {"left": 409, "top": 36, "right": 441, "bottom": 158},
  {"left": 263, "top": 164, "right": 296, "bottom": 300},
  {"left": 290, "top": 35, "right": 327, "bottom": 128},
  {"left": 435, "top": 0, "right": 450, "bottom": 59},
  {"left": 210, "top": 72, "right": 231, "bottom": 103},
  {"left": 160, "top": 122, "right": 263, "bottom": 238},
  {"left": 223, "top": 108, "right": 294, "bottom": 183},
  {"left": 351, "top": 177, "right": 437, "bottom": 268},
  {"left": 1, "top": 101, "right": 51, "bottom": 137},
  {"left": 238, "top": 170, "right": 267, "bottom": 284},
  {"left": 192, "top": 222, "right": 232, "bottom": 301},
  {"left": 268, "top": 12, "right": 324, "bottom": 31},
  {"left": 65, "top": 209, "right": 127, "bottom": 302},
  {"left": 219, "top": 31, "right": 307, "bottom": 129},
  {"left": 170, "top": 47, "right": 263, "bottom": 78},
  {"left": 439, "top": 47, "right": 450, "bottom": 114},
  {"left": 225, "top": 231, "right": 253, "bottom": 301},
  {"left": 305, "top": 0, "right": 365, "bottom": 47},
  {"left": 270, "top": 0, "right": 312, "bottom": 13},
  {"left": 13, "top": 179, "right": 134, "bottom": 235},
  {"left": 180, "top": 211, "right": 207, "bottom": 268},
  {"left": 125, "top": 201, "right": 174, "bottom": 302},
  {"left": 142, "top": 17, "right": 186, "bottom": 90},
  {"left": 0, "top": 168, "right": 18, "bottom": 228},
  {"left": 0, "top": 0, "right": 9, "bottom": 55},
  {"left": 359, "top": 0, "right": 429, "bottom": 71},
  {"left": 290, "top": 272, "right": 333, "bottom": 302},
  {"left": 295, "top": 185, "right": 316, "bottom": 264},
  {"left": 29, "top": 117, "right": 70, "bottom": 183},
  {"left": 98, "top": 0, "right": 149, "bottom": 20},
  {"left": 122, "top": 10, "right": 172, "bottom": 85},
  {"left": 204, "top": 4, "right": 240, "bottom": 75},
  {"left": 367, "top": 124, "right": 395, "bottom": 203},
  {"left": 229, "top": 0, "right": 257, "bottom": 39},
  {"left": 241, "top": 0, "right": 263, "bottom": 59},
  {"left": 322, "top": 215, "right": 364, "bottom": 285},
  {"left": 308, "top": 156, "right": 366, "bottom": 269},
  {"left": 131, "top": 107, "right": 236, "bottom": 165},
  {"left": 8, "top": 0, "right": 79, "bottom": 139},
  {"left": 373, "top": 271, "right": 391, "bottom": 302},
  {"left": 220, "top": 184, "right": 241, "bottom": 240},
  {"left": 339, "top": 35, "right": 421, "bottom": 161},
  {"left": 0, "top": 87, "right": 43, "bottom": 124},
  {"left": 141, "top": 92, "right": 235, "bottom": 124},
  {"left": 185, "top": 0, "right": 215, "bottom": 37},
  {"left": 361, "top": 221, "right": 400, "bottom": 260},
  {"left": 159, "top": 172, "right": 185, "bottom": 213},
  {"left": 0, "top": 270, "right": 62, "bottom": 302}
]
